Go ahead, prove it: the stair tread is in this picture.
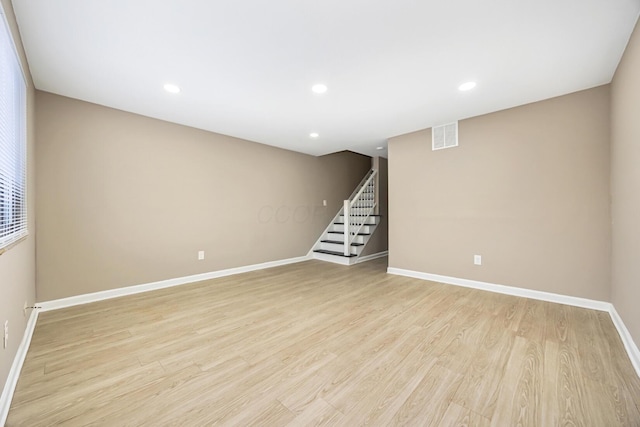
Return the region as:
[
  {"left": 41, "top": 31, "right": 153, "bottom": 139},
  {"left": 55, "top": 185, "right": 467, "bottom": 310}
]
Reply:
[
  {"left": 328, "top": 231, "right": 371, "bottom": 236},
  {"left": 321, "top": 240, "right": 364, "bottom": 246},
  {"left": 313, "top": 249, "right": 357, "bottom": 257},
  {"left": 334, "top": 222, "right": 375, "bottom": 225}
]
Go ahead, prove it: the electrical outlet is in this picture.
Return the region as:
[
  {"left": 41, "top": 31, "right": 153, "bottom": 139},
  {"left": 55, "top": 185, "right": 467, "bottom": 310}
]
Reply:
[
  {"left": 323, "top": 200, "right": 327, "bottom": 207},
  {"left": 198, "top": 250, "right": 205, "bottom": 260},
  {"left": 3, "top": 321, "right": 8, "bottom": 349},
  {"left": 474, "top": 255, "right": 482, "bottom": 265}
]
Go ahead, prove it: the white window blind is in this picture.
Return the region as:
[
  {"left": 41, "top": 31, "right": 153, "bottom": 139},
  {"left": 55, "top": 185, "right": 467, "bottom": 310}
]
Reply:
[{"left": 0, "top": 10, "right": 27, "bottom": 250}]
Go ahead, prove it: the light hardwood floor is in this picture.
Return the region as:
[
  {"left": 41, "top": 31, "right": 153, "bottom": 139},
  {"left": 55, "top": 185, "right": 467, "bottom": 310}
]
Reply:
[{"left": 7, "top": 258, "right": 640, "bottom": 426}]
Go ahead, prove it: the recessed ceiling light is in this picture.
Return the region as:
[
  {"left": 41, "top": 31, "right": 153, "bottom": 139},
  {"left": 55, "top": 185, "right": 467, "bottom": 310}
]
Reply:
[
  {"left": 311, "top": 84, "right": 328, "bottom": 94},
  {"left": 458, "top": 81, "right": 477, "bottom": 91},
  {"left": 309, "top": 132, "right": 319, "bottom": 138},
  {"left": 376, "top": 147, "right": 385, "bottom": 150},
  {"left": 163, "top": 83, "right": 181, "bottom": 94}
]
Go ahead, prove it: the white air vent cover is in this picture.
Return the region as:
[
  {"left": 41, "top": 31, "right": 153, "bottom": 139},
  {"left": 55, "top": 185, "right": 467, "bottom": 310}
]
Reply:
[{"left": 432, "top": 122, "right": 458, "bottom": 150}]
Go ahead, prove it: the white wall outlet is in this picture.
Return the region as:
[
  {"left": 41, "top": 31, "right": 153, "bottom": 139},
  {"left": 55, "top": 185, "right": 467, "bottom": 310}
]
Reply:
[
  {"left": 323, "top": 200, "right": 327, "bottom": 206},
  {"left": 198, "top": 250, "right": 205, "bottom": 260},
  {"left": 474, "top": 255, "right": 482, "bottom": 265},
  {"left": 3, "top": 320, "right": 8, "bottom": 349}
]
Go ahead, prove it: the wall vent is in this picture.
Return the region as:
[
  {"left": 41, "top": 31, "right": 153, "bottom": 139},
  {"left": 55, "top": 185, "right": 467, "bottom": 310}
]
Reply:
[{"left": 432, "top": 122, "right": 458, "bottom": 150}]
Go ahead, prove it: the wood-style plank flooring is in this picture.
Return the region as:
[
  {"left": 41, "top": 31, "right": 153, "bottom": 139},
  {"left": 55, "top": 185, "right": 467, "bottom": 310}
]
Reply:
[{"left": 7, "top": 258, "right": 640, "bottom": 426}]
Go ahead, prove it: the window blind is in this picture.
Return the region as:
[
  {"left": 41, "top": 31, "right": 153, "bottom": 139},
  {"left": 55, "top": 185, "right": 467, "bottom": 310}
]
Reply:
[{"left": 0, "top": 10, "right": 27, "bottom": 250}]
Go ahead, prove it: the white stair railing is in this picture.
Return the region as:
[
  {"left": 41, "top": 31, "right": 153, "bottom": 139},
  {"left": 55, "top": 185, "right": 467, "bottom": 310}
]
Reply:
[{"left": 343, "top": 170, "right": 377, "bottom": 255}]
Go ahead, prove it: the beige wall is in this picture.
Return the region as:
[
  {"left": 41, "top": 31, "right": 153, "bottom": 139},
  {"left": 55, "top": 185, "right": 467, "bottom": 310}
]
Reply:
[
  {"left": 0, "top": 0, "right": 36, "bottom": 399},
  {"left": 389, "top": 86, "right": 611, "bottom": 301},
  {"left": 35, "top": 91, "right": 371, "bottom": 301},
  {"left": 361, "top": 156, "right": 388, "bottom": 256},
  {"left": 611, "top": 19, "right": 640, "bottom": 346}
]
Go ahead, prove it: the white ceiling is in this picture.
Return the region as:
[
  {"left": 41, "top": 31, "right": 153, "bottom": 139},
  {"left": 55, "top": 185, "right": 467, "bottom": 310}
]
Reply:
[{"left": 11, "top": 0, "right": 640, "bottom": 157}]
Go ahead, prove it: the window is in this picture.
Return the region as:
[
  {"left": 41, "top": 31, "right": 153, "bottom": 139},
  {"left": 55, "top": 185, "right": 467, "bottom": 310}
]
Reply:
[{"left": 0, "top": 10, "right": 27, "bottom": 250}]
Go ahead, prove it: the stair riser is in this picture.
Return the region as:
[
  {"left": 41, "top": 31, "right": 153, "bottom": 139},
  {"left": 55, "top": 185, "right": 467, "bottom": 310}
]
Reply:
[
  {"left": 325, "top": 233, "right": 365, "bottom": 244},
  {"left": 312, "top": 252, "right": 356, "bottom": 265},
  {"left": 331, "top": 224, "right": 374, "bottom": 234},
  {"left": 338, "top": 215, "right": 378, "bottom": 225},
  {"left": 319, "top": 242, "right": 362, "bottom": 255},
  {"left": 345, "top": 206, "right": 375, "bottom": 214}
]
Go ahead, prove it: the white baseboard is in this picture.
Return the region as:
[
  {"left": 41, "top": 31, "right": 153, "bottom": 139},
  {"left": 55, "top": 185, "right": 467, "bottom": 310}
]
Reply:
[
  {"left": 39, "top": 255, "right": 312, "bottom": 312},
  {"left": 356, "top": 251, "right": 389, "bottom": 263},
  {"left": 0, "top": 309, "right": 39, "bottom": 426},
  {"left": 609, "top": 306, "right": 640, "bottom": 377},
  {"left": 1, "top": 255, "right": 312, "bottom": 422},
  {"left": 6, "top": 259, "right": 637, "bottom": 427},
  {"left": 386, "top": 267, "right": 610, "bottom": 311},
  {"left": 387, "top": 266, "right": 640, "bottom": 378}
]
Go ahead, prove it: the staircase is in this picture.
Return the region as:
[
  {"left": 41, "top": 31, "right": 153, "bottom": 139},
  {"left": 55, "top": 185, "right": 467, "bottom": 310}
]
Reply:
[{"left": 312, "top": 169, "right": 381, "bottom": 265}]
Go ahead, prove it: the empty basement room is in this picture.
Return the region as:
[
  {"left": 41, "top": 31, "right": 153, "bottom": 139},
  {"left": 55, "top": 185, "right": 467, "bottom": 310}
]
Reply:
[{"left": 1, "top": 0, "right": 640, "bottom": 425}]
